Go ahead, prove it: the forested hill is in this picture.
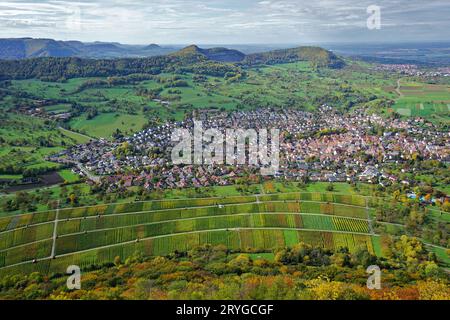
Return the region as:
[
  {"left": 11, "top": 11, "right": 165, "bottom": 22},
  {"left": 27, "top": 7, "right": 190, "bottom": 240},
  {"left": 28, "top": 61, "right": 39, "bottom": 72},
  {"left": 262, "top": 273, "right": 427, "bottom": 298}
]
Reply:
[
  {"left": 171, "top": 45, "right": 246, "bottom": 62},
  {"left": 0, "top": 54, "right": 240, "bottom": 81},
  {"left": 0, "top": 45, "right": 345, "bottom": 81},
  {"left": 242, "top": 46, "right": 345, "bottom": 68}
]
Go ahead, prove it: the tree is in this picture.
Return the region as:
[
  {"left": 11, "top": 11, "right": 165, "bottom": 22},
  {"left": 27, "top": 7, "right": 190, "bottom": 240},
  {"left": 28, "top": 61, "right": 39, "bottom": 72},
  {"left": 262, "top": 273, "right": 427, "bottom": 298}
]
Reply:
[
  {"left": 114, "top": 256, "right": 122, "bottom": 267},
  {"left": 416, "top": 280, "right": 450, "bottom": 300},
  {"left": 68, "top": 193, "right": 77, "bottom": 205},
  {"left": 441, "top": 201, "right": 450, "bottom": 213}
]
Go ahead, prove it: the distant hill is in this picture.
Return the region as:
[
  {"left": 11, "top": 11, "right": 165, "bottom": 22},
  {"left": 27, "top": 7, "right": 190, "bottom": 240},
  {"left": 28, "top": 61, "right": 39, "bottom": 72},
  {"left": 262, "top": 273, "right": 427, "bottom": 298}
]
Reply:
[
  {"left": 0, "top": 53, "right": 241, "bottom": 81},
  {"left": 0, "top": 38, "right": 177, "bottom": 59},
  {"left": 172, "top": 45, "right": 246, "bottom": 62},
  {"left": 145, "top": 44, "right": 161, "bottom": 50},
  {"left": 0, "top": 39, "right": 345, "bottom": 69},
  {"left": 0, "top": 41, "right": 345, "bottom": 81},
  {"left": 0, "top": 38, "right": 78, "bottom": 59},
  {"left": 170, "top": 45, "right": 344, "bottom": 68},
  {"left": 242, "top": 46, "right": 345, "bottom": 68}
]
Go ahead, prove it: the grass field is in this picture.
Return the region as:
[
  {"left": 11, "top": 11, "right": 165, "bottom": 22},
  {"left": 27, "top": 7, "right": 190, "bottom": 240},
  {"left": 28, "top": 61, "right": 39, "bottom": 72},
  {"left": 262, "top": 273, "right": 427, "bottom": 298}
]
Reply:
[
  {"left": 428, "top": 246, "right": 450, "bottom": 267},
  {"left": 58, "top": 127, "right": 92, "bottom": 144},
  {"left": 44, "top": 104, "right": 72, "bottom": 114},
  {"left": 57, "top": 169, "right": 81, "bottom": 183},
  {"left": 0, "top": 174, "right": 22, "bottom": 180},
  {"left": 69, "top": 113, "right": 148, "bottom": 138}
]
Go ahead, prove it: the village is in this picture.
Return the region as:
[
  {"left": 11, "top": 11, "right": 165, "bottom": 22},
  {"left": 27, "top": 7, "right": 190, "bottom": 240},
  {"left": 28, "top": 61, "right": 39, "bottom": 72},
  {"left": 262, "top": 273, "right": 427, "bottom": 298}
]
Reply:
[{"left": 47, "top": 105, "right": 450, "bottom": 193}]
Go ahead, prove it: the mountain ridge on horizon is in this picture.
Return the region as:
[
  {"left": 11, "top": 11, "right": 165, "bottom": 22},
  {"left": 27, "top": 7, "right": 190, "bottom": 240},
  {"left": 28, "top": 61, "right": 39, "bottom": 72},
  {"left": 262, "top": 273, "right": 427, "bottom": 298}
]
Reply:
[
  {"left": 0, "top": 38, "right": 178, "bottom": 60},
  {"left": 0, "top": 37, "right": 340, "bottom": 60},
  {"left": 0, "top": 38, "right": 344, "bottom": 67},
  {"left": 0, "top": 38, "right": 281, "bottom": 60}
]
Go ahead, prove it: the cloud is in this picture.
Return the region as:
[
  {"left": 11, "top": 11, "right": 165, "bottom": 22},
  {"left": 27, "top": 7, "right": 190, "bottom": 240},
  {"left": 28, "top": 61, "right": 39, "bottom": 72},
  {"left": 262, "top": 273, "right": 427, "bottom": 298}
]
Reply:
[{"left": 0, "top": 0, "right": 448, "bottom": 43}]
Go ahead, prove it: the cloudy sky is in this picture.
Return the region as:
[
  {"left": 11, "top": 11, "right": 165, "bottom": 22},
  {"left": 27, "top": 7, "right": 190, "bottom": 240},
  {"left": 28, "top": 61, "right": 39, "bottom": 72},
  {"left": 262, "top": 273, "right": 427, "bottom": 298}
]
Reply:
[{"left": 0, "top": 0, "right": 449, "bottom": 44}]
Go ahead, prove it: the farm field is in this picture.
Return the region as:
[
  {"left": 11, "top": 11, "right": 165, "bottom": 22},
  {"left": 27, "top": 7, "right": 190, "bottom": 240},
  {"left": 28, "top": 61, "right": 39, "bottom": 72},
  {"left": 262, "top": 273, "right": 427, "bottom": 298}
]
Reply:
[
  {"left": 392, "top": 81, "right": 450, "bottom": 123},
  {"left": 0, "top": 230, "right": 377, "bottom": 277},
  {"left": 0, "top": 181, "right": 378, "bottom": 216},
  {"left": 0, "top": 191, "right": 438, "bottom": 278},
  {"left": 0, "top": 191, "right": 376, "bottom": 222}
]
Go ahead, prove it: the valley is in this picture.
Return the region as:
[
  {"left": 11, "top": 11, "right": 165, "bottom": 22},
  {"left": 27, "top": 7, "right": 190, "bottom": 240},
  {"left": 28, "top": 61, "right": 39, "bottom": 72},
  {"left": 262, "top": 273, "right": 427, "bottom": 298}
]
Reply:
[{"left": 0, "top": 42, "right": 448, "bottom": 300}]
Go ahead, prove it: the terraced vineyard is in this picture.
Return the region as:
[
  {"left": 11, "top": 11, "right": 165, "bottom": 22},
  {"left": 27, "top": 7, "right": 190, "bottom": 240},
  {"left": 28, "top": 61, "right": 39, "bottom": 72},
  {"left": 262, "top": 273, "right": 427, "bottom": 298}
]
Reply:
[{"left": 0, "top": 192, "right": 387, "bottom": 276}]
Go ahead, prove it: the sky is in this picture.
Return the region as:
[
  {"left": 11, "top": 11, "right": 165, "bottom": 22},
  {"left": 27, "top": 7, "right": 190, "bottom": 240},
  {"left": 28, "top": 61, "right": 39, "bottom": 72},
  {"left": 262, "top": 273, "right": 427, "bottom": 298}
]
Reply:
[{"left": 0, "top": 0, "right": 449, "bottom": 44}]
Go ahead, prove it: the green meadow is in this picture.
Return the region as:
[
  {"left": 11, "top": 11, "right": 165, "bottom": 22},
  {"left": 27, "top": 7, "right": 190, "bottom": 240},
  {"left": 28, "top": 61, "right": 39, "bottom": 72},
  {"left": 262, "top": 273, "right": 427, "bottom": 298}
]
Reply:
[
  {"left": 69, "top": 113, "right": 148, "bottom": 138},
  {"left": 57, "top": 169, "right": 81, "bottom": 183}
]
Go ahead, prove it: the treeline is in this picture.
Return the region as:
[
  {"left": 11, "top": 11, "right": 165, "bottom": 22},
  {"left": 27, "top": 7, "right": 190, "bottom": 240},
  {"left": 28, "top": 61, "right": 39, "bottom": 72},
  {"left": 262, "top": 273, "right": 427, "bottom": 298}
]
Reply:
[
  {"left": 73, "top": 74, "right": 156, "bottom": 93},
  {"left": 178, "top": 61, "right": 242, "bottom": 77},
  {"left": 155, "top": 75, "right": 189, "bottom": 88},
  {"left": 0, "top": 56, "right": 174, "bottom": 80},
  {"left": 0, "top": 55, "right": 241, "bottom": 81}
]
